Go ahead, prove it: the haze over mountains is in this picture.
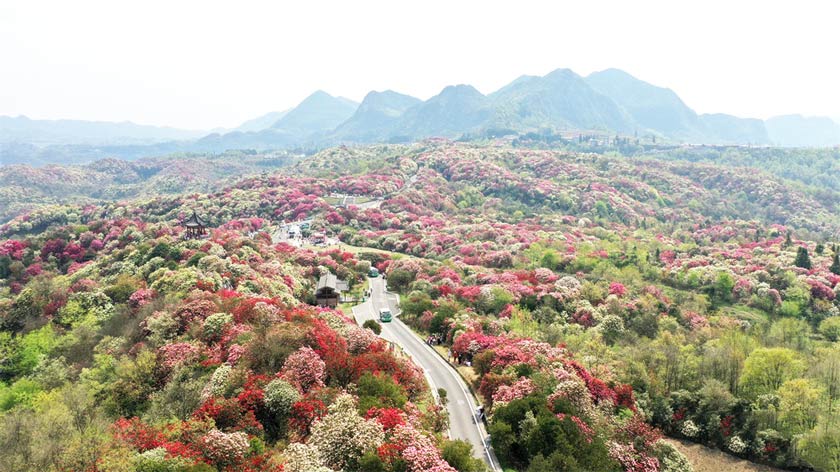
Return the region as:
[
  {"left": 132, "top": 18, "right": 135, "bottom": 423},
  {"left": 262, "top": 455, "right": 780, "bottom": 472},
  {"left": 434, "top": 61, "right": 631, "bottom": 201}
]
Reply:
[{"left": 2, "top": 68, "right": 840, "bottom": 165}]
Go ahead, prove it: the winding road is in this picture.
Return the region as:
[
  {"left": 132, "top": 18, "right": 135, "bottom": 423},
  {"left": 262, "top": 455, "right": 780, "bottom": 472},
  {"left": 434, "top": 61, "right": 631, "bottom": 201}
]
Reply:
[{"left": 352, "top": 277, "right": 500, "bottom": 471}]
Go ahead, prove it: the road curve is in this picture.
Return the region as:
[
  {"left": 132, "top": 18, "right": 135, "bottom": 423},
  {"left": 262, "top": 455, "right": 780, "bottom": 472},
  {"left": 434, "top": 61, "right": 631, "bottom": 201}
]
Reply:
[{"left": 352, "top": 277, "right": 499, "bottom": 470}]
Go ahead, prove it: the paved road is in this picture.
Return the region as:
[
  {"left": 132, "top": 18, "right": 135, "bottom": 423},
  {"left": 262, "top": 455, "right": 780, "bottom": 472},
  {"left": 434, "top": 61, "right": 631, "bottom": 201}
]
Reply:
[{"left": 352, "top": 277, "right": 499, "bottom": 470}]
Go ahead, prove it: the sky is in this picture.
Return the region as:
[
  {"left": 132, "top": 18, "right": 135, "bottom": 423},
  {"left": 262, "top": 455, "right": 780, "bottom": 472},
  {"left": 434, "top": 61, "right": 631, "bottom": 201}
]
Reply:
[{"left": 1, "top": 0, "right": 838, "bottom": 130}]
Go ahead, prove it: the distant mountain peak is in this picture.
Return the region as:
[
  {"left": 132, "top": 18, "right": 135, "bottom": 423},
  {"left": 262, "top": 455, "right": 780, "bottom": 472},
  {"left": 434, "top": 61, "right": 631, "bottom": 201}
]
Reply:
[
  {"left": 439, "top": 84, "right": 484, "bottom": 97},
  {"left": 766, "top": 114, "right": 840, "bottom": 147},
  {"left": 545, "top": 67, "right": 579, "bottom": 79},
  {"left": 329, "top": 90, "right": 421, "bottom": 143},
  {"left": 270, "top": 90, "right": 358, "bottom": 134}
]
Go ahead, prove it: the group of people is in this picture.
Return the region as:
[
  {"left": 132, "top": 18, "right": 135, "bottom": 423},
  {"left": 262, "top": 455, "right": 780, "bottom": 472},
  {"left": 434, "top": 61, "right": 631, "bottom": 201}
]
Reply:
[{"left": 425, "top": 334, "right": 443, "bottom": 346}]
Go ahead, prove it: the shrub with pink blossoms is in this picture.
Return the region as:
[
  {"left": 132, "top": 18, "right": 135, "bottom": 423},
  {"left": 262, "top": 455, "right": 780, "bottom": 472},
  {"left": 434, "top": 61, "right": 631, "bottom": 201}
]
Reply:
[
  {"left": 491, "top": 344, "right": 534, "bottom": 369},
  {"left": 392, "top": 424, "right": 457, "bottom": 472},
  {"left": 201, "top": 428, "right": 249, "bottom": 468},
  {"left": 492, "top": 377, "right": 536, "bottom": 404},
  {"left": 682, "top": 311, "right": 709, "bottom": 330},
  {"left": 0, "top": 240, "right": 26, "bottom": 259},
  {"left": 226, "top": 344, "right": 246, "bottom": 365},
  {"left": 282, "top": 346, "right": 326, "bottom": 392},
  {"left": 534, "top": 267, "right": 558, "bottom": 283},
  {"left": 129, "top": 288, "right": 157, "bottom": 309},
  {"left": 158, "top": 342, "right": 201, "bottom": 369},
  {"left": 346, "top": 326, "right": 378, "bottom": 354},
  {"left": 808, "top": 279, "right": 836, "bottom": 300},
  {"left": 607, "top": 441, "right": 660, "bottom": 472},
  {"left": 609, "top": 282, "right": 627, "bottom": 297}
]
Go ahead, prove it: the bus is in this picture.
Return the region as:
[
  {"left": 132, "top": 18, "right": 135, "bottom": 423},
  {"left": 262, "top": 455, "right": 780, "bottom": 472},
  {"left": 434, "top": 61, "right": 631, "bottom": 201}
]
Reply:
[{"left": 378, "top": 308, "right": 392, "bottom": 323}]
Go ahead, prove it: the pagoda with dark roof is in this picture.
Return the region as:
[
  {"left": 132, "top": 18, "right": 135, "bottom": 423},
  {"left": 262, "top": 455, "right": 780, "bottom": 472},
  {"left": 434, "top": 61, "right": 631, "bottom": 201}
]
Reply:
[{"left": 184, "top": 211, "right": 208, "bottom": 239}]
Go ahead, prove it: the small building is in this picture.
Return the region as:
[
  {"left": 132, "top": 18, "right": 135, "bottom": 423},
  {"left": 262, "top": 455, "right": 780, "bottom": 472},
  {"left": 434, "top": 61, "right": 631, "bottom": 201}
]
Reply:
[
  {"left": 311, "top": 231, "right": 327, "bottom": 245},
  {"left": 315, "top": 273, "right": 349, "bottom": 308},
  {"left": 184, "top": 211, "right": 208, "bottom": 239},
  {"left": 288, "top": 224, "right": 301, "bottom": 239}
]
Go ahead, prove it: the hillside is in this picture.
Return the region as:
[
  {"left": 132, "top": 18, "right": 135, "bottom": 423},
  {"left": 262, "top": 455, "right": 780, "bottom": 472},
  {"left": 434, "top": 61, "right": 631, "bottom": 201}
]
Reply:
[
  {"left": 486, "top": 69, "right": 632, "bottom": 133},
  {"left": 331, "top": 90, "right": 422, "bottom": 142},
  {"left": 3, "top": 143, "right": 840, "bottom": 471},
  {"left": 233, "top": 110, "right": 290, "bottom": 133},
  {"left": 586, "top": 68, "right": 704, "bottom": 139},
  {"left": 5, "top": 69, "right": 840, "bottom": 167},
  {"left": 0, "top": 115, "right": 206, "bottom": 146},
  {"left": 390, "top": 85, "right": 494, "bottom": 139},
  {"left": 0, "top": 151, "right": 299, "bottom": 224},
  {"left": 270, "top": 90, "right": 358, "bottom": 136},
  {"left": 766, "top": 115, "right": 840, "bottom": 147}
]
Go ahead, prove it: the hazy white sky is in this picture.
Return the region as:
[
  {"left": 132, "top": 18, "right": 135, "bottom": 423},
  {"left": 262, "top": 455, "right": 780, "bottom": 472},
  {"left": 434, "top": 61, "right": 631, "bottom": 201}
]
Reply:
[{"left": 1, "top": 0, "right": 838, "bottom": 130}]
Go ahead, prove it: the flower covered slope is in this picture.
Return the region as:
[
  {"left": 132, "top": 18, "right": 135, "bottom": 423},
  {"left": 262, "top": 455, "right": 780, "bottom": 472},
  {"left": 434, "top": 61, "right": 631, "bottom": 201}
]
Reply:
[
  {"left": 2, "top": 140, "right": 840, "bottom": 472},
  {"left": 0, "top": 213, "right": 467, "bottom": 471}
]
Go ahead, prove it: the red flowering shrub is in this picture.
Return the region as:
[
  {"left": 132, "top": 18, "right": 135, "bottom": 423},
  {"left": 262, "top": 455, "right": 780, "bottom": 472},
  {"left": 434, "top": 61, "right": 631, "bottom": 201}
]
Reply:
[
  {"left": 112, "top": 417, "right": 165, "bottom": 451},
  {"left": 366, "top": 407, "right": 406, "bottom": 430}
]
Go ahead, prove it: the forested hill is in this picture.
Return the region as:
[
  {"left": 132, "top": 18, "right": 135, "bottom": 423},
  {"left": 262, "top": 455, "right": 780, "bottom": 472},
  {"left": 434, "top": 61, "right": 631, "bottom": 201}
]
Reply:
[{"left": 2, "top": 142, "right": 840, "bottom": 471}]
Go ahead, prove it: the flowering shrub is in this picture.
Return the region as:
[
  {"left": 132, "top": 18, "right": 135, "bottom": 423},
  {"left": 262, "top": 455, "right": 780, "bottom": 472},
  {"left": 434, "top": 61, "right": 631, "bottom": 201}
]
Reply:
[
  {"left": 727, "top": 435, "right": 747, "bottom": 454},
  {"left": 5, "top": 142, "right": 840, "bottom": 471},
  {"left": 264, "top": 378, "right": 300, "bottom": 418},
  {"left": 678, "top": 420, "right": 700, "bottom": 438},
  {"left": 607, "top": 441, "right": 660, "bottom": 472},
  {"left": 201, "top": 428, "right": 250, "bottom": 468},
  {"left": 159, "top": 342, "right": 201, "bottom": 369},
  {"left": 392, "top": 423, "right": 457, "bottom": 472},
  {"left": 202, "top": 312, "right": 233, "bottom": 341},
  {"left": 307, "top": 393, "right": 385, "bottom": 470},
  {"left": 128, "top": 288, "right": 156, "bottom": 309},
  {"left": 282, "top": 346, "right": 326, "bottom": 392},
  {"left": 492, "top": 377, "right": 536, "bottom": 405}
]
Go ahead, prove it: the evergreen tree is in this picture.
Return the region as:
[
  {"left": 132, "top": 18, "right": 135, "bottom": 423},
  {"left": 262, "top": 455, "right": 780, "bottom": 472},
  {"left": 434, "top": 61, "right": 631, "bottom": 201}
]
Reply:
[
  {"left": 830, "top": 253, "right": 840, "bottom": 276},
  {"left": 816, "top": 243, "right": 825, "bottom": 255},
  {"left": 784, "top": 231, "right": 793, "bottom": 247},
  {"left": 795, "top": 247, "right": 812, "bottom": 269}
]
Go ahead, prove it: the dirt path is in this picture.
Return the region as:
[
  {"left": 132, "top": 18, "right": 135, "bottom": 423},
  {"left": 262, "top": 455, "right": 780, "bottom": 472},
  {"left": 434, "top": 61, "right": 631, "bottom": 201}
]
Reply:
[{"left": 665, "top": 438, "right": 785, "bottom": 472}]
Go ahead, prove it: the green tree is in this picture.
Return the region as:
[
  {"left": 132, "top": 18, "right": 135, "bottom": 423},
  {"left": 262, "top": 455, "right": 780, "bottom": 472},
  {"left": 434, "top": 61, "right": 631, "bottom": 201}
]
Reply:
[
  {"left": 713, "top": 272, "right": 735, "bottom": 302},
  {"left": 831, "top": 253, "right": 840, "bottom": 276},
  {"left": 768, "top": 317, "right": 811, "bottom": 351},
  {"left": 362, "top": 319, "right": 381, "bottom": 335},
  {"left": 820, "top": 317, "right": 840, "bottom": 342},
  {"left": 106, "top": 350, "right": 160, "bottom": 416},
  {"left": 814, "top": 346, "right": 840, "bottom": 414},
  {"left": 739, "top": 348, "right": 804, "bottom": 397},
  {"left": 794, "top": 246, "right": 812, "bottom": 269},
  {"left": 356, "top": 372, "right": 407, "bottom": 413},
  {"left": 799, "top": 420, "right": 840, "bottom": 472},
  {"left": 441, "top": 439, "right": 485, "bottom": 472},
  {"left": 778, "top": 378, "right": 824, "bottom": 434},
  {"left": 539, "top": 250, "right": 560, "bottom": 271},
  {"left": 386, "top": 269, "right": 415, "bottom": 293}
]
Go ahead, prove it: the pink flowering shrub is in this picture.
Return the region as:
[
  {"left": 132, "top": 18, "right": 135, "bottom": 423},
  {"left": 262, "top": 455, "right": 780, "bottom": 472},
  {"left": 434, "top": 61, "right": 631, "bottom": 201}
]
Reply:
[
  {"left": 159, "top": 342, "right": 201, "bottom": 369},
  {"left": 0, "top": 240, "right": 26, "bottom": 259},
  {"left": 492, "top": 377, "right": 536, "bottom": 404},
  {"left": 282, "top": 346, "right": 326, "bottom": 392},
  {"left": 609, "top": 282, "right": 627, "bottom": 297},
  {"left": 391, "top": 424, "right": 457, "bottom": 472},
  {"left": 607, "top": 441, "right": 660, "bottom": 472},
  {"left": 201, "top": 428, "right": 250, "bottom": 468},
  {"left": 129, "top": 288, "right": 157, "bottom": 309}
]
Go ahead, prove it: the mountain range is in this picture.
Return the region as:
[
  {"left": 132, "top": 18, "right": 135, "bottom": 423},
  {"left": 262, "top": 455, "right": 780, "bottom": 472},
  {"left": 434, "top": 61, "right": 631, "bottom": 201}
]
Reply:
[{"left": 2, "top": 68, "right": 840, "bottom": 165}]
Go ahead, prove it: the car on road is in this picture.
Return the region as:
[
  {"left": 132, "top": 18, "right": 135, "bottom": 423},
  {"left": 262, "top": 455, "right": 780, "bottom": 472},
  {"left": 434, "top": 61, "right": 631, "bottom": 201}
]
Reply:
[
  {"left": 378, "top": 308, "right": 392, "bottom": 322},
  {"left": 368, "top": 267, "right": 380, "bottom": 278}
]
